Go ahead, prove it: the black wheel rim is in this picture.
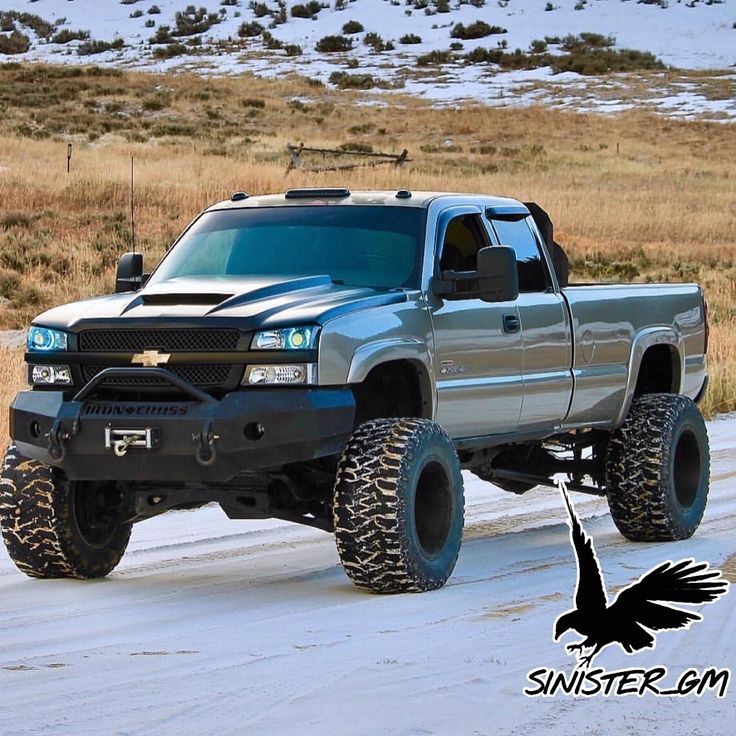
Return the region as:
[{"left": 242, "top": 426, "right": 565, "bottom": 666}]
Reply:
[
  {"left": 673, "top": 428, "right": 701, "bottom": 510},
  {"left": 71, "top": 482, "right": 122, "bottom": 550},
  {"left": 414, "top": 460, "right": 453, "bottom": 557}
]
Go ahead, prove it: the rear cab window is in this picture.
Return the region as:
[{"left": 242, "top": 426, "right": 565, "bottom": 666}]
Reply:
[{"left": 487, "top": 216, "right": 551, "bottom": 293}]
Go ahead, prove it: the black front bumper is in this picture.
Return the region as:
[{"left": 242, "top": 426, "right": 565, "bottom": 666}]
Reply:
[{"left": 10, "top": 371, "right": 355, "bottom": 482}]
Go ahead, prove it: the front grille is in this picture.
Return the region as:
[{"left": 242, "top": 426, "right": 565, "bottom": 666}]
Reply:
[
  {"left": 81, "top": 364, "right": 234, "bottom": 388},
  {"left": 79, "top": 329, "right": 241, "bottom": 353}
]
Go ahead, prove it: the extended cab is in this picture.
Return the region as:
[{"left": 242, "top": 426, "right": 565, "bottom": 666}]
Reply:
[{"left": 0, "top": 189, "right": 710, "bottom": 592}]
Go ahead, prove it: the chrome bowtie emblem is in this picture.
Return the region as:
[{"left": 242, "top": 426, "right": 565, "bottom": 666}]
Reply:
[{"left": 131, "top": 349, "right": 171, "bottom": 367}]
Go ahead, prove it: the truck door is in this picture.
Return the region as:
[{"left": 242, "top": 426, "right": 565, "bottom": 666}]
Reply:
[
  {"left": 428, "top": 207, "right": 523, "bottom": 438},
  {"left": 485, "top": 210, "right": 573, "bottom": 429}
]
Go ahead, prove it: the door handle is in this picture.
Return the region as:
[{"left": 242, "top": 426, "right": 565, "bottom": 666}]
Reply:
[{"left": 502, "top": 313, "right": 520, "bottom": 334}]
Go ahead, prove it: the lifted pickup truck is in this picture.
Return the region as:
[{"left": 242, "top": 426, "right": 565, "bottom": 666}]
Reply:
[{"left": 0, "top": 188, "right": 710, "bottom": 593}]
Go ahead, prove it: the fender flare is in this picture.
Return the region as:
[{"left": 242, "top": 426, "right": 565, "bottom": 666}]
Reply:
[
  {"left": 346, "top": 338, "right": 435, "bottom": 414},
  {"left": 614, "top": 327, "right": 684, "bottom": 427}
]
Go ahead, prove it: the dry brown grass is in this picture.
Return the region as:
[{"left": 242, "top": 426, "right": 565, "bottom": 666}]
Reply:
[{"left": 0, "top": 63, "right": 733, "bottom": 421}]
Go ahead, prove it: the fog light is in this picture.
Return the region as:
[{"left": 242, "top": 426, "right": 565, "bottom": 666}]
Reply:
[
  {"left": 244, "top": 364, "right": 317, "bottom": 385},
  {"left": 31, "top": 365, "right": 72, "bottom": 385}
]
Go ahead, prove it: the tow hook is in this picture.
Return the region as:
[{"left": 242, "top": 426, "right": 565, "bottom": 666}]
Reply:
[
  {"left": 113, "top": 436, "right": 137, "bottom": 457},
  {"left": 193, "top": 420, "right": 220, "bottom": 467},
  {"left": 47, "top": 419, "right": 78, "bottom": 462}
]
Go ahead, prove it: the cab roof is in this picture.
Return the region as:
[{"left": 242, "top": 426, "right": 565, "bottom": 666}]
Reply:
[{"left": 205, "top": 188, "right": 524, "bottom": 212}]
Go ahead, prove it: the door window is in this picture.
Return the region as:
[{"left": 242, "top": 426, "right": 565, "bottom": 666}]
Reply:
[{"left": 439, "top": 214, "right": 490, "bottom": 273}]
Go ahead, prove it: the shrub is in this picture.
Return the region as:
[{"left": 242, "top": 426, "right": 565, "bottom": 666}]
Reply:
[
  {"left": 150, "top": 25, "right": 175, "bottom": 43},
  {"left": 0, "top": 270, "right": 21, "bottom": 299},
  {"left": 148, "top": 5, "right": 161, "bottom": 13},
  {"left": 0, "top": 11, "right": 54, "bottom": 38},
  {"left": 173, "top": 6, "right": 220, "bottom": 36},
  {"left": 0, "top": 213, "right": 34, "bottom": 230},
  {"left": 417, "top": 49, "right": 453, "bottom": 65},
  {"left": 462, "top": 40, "right": 665, "bottom": 75},
  {"left": 238, "top": 21, "right": 263, "bottom": 37},
  {"left": 0, "top": 31, "right": 31, "bottom": 55},
  {"left": 451, "top": 21, "right": 506, "bottom": 39},
  {"left": 342, "top": 20, "right": 363, "bottom": 34},
  {"left": 329, "top": 71, "right": 376, "bottom": 89},
  {"left": 142, "top": 97, "right": 167, "bottom": 111},
  {"left": 259, "top": 31, "right": 281, "bottom": 49},
  {"left": 348, "top": 123, "right": 375, "bottom": 133},
  {"left": 316, "top": 34, "right": 352, "bottom": 52},
  {"left": 364, "top": 32, "right": 393, "bottom": 52},
  {"left": 78, "top": 38, "right": 125, "bottom": 56},
  {"left": 152, "top": 42, "right": 190, "bottom": 59},
  {"left": 291, "top": 2, "right": 326, "bottom": 18},
  {"left": 530, "top": 39, "right": 547, "bottom": 54},
  {"left": 130, "top": 10, "right": 144, "bottom": 18},
  {"left": 250, "top": 2, "right": 271, "bottom": 17},
  {"left": 284, "top": 44, "right": 302, "bottom": 56},
  {"left": 463, "top": 46, "right": 503, "bottom": 64},
  {"left": 550, "top": 47, "right": 664, "bottom": 74},
  {"left": 399, "top": 33, "right": 422, "bottom": 44},
  {"left": 242, "top": 97, "right": 265, "bottom": 108},
  {"left": 561, "top": 32, "right": 614, "bottom": 52},
  {"left": 51, "top": 28, "right": 90, "bottom": 44},
  {"left": 339, "top": 142, "right": 373, "bottom": 153}
]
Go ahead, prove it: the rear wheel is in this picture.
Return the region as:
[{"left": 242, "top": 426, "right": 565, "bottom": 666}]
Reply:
[
  {"left": 605, "top": 394, "right": 710, "bottom": 541},
  {"left": 333, "top": 418, "right": 464, "bottom": 593},
  {"left": 0, "top": 445, "right": 131, "bottom": 579}
]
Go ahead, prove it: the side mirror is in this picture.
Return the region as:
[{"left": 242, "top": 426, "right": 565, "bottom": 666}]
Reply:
[
  {"left": 476, "top": 246, "right": 519, "bottom": 302},
  {"left": 115, "top": 252, "right": 144, "bottom": 293}
]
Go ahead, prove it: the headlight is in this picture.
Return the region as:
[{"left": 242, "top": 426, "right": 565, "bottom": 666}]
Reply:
[
  {"left": 30, "top": 365, "right": 72, "bottom": 385},
  {"left": 28, "top": 326, "right": 68, "bottom": 352},
  {"left": 252, "top": 327, "right": 319, "bottom": 351},
  {"left": 244, "top": 364, "right": 318, "bottom": 385}
]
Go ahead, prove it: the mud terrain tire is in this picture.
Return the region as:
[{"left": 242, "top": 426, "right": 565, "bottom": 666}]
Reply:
[
  {"left": 0, "top": 445, "right": 131, "bottom": 579},
  {"left": 333, "top": 418, "right": 464, "bottom": 593},
  {"left": 605, "top": 394, "right": 709, "bottom": 542}
]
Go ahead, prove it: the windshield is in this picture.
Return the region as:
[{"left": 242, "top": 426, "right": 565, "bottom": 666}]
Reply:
[{"left": 149, "top": 205, "right": 426, "bottom": 290}]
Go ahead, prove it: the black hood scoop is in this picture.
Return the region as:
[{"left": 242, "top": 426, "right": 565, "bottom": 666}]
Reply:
[{"left": 139, "top": 293, "right": 233, "bottom": 306}]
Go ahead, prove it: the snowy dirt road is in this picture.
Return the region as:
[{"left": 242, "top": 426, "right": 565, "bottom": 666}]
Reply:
[{"left": 1, "top": 417, "right": 734, "bottom": 736}]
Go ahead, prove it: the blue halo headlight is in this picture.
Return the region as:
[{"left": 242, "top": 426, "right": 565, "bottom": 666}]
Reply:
[
  {"left": 252, "top": 327, "right": 319, "bottom": 351},
  {"left": 27, "top": 326, "right": 68, "bottom": 352}
]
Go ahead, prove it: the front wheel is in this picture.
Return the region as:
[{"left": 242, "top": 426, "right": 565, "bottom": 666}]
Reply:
[
  {"left": 333, "top": 418, "right": 464, "bottom": 593},
  {"left": 0, "top": 445, "right": 132, "bottom": 579},
  {"left": 605, "top": 394, "right": 710, "bottom": 541}
]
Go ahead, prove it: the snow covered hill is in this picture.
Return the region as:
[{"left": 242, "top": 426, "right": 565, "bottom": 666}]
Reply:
[{"left": 1, "top": 1, "right": 734, "bottom": 116}]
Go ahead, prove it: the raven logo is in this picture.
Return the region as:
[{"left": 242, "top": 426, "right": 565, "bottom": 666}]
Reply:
[{"left": 554, "top": 480, "right": 729, "bottom": 669}]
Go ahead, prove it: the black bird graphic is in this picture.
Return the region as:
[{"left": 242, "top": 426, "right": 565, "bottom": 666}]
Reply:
[{"left": 553, "top": 481, "right": 729, "bottom": 668}]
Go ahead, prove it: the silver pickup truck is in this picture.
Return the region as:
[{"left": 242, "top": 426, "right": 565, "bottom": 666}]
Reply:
[{"left": 0, "top": 188, "right": 710, "bottom": 593}]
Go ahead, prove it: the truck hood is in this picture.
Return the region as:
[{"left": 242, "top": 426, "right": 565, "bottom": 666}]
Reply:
[{"left": 33, "top": 275, "right": 408, "bottom": 332}]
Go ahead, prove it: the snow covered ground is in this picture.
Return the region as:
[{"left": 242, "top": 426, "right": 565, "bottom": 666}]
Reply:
[
  {"left": 1, "top": 0, "right": 734, "bottom": 120},
  {"left": 1, "top": 414, "right": 734, "bottom": 735}
]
